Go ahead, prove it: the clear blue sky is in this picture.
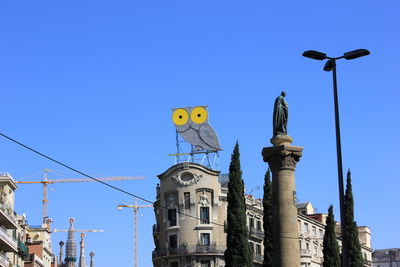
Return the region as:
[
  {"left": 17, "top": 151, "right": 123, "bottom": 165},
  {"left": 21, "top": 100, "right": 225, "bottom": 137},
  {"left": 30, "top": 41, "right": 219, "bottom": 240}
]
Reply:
[{"left": 1, "top": 1, "right": 399, "bottom": 266}]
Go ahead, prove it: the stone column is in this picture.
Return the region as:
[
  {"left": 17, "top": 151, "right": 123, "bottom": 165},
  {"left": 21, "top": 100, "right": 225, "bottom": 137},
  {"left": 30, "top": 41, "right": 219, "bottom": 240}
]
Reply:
[{"left": 262, "top": 135, "right": 303, "bottom": 267}]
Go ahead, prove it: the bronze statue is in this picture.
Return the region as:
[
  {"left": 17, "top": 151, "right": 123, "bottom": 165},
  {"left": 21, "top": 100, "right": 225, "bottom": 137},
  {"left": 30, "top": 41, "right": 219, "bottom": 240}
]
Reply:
[{"left": 273, "top": 91, "right": 288, "bottom": 136}]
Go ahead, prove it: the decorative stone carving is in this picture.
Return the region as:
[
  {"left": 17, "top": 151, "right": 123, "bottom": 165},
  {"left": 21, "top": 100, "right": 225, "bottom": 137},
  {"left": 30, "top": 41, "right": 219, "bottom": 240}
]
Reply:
[
  {"left": 199, "top": 191, "right": 210, "bottom": 206},
  {"left": 172, "top": 171, "right": 202, "bottom": 186},
  {"left": 167, "top": 193, "right": 176, "bottom": 209},
  {"left": 262, "top": 146, "right": 303, "bottom": 172}
]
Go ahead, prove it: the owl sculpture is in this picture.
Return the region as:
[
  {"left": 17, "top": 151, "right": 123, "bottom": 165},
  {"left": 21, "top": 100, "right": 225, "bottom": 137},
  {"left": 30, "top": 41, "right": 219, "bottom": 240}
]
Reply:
[{"left": 172, "top": 106, "right": 222, "bottom": 152}]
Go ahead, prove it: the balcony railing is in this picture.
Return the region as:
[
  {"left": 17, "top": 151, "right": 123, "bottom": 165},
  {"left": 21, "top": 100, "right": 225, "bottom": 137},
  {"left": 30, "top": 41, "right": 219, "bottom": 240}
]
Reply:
[
  {"left": 18, "top": 240, "right": 28, "bottom": 257},
  {"left": 249, "top": 228, "right": 264, "bottom": 240},
  {"left": 363, "top": 259, "right": 372, "bottom": 266},
  {"left": 153, "top": 245, "right": 226, "bottom": 258},
  {"left": 0, "top": 202, "right": 18, "bottom": 226},
  {"left": 0, "top": 226, "right": 17, "bottom": 250},
  {"left": 0, "top": 252, "right": 10, "bottom": 267},
  {"left": 300, "top": 249, "right": 312, "bottom": 256},
  {"left": 252, "top": 253, "right": 263, "bottom": 263}
]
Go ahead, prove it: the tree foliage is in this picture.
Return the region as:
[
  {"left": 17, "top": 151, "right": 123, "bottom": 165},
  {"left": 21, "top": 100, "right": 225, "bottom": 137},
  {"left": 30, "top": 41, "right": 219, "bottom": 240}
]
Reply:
[
  {"left": 263, "top": 169, "right": 273, "bottom": 267},
  {"left": 224, "top": 142, "right": 252, "bottom": 267},
  {"left": 345, "top": 170, "right": 364, "bottom": 267},
  {"left": 322, "top": 205, "right": 341, "bottom": 267}
]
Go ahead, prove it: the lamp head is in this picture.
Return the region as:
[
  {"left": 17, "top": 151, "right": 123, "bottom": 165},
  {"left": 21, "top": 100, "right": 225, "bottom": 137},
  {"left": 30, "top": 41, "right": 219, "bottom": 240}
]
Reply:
[
  {"left": 343, "top": 49, "right": 370, "bottom": 60},
  {"left": 303, "top": 50, "right": 327, "bottom": 60},
  {"left": 117, "top": 206, "right": 123, "bottom": 210},
  {"left": 323, "top": 59, "right": 334, "bottom": 72}
]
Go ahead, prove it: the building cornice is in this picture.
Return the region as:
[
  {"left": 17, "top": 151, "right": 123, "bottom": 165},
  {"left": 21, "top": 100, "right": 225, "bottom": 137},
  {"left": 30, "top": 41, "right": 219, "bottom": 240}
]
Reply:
[{"left": 158, "top": 162, "right": 220, "bottom": 180}]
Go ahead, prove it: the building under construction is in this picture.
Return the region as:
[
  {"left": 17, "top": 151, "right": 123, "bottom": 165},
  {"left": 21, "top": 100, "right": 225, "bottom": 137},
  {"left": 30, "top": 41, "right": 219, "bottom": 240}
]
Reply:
[{"left": 57, "top": 219, "right": 96, "bottom": 267}]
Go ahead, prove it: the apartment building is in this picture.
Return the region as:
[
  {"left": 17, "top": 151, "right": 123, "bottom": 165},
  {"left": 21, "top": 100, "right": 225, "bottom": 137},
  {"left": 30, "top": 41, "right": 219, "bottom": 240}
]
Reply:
[
  {"left": 152, "top": 162, "right": 372, "bottom": 267},
  {"left": 0, "top": 173, "right": 28, "bottom": 267}
]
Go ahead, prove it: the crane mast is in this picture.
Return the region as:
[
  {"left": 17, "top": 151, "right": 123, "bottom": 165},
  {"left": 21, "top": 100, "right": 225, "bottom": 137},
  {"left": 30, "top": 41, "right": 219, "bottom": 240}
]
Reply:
[{"left": 118, "top": 201, "right": 153, "bottom": 267}]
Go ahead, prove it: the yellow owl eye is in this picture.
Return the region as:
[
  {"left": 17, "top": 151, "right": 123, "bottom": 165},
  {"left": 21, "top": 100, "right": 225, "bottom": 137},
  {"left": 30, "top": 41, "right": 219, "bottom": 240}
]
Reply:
[
  {"left": 172, "top": 108, "right": 189, "bottom": 125},
  {"left": 190, "top": 107, "right": 208, "bottom": 124}
]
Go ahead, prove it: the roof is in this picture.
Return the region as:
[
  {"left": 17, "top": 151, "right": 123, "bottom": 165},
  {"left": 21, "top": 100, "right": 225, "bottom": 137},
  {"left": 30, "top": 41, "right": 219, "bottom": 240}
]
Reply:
[
  {"left": 296, "top": 202, "right": 312, "bottom": 209},
  {"left": 158, "top": 162, "right": 220, "bottom": 179},
  {"left": 218, "top": 173, "right": 229, "bottom": 187}
]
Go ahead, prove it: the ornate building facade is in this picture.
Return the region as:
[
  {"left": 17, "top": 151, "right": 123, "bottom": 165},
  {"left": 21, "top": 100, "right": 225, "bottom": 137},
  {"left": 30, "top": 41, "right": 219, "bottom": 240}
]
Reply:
[{"left": 151, "top": 162, "right": 372, "bottom": 267}]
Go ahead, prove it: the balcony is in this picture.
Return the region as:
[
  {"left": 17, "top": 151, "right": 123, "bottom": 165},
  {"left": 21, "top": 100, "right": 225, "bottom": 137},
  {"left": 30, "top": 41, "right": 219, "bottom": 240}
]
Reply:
[
  {"left": 300, "top": 249, "right": 312, "bottom": 257},
  {"left": 18, "top": 240, "right": 28, "bottom": 257},
  {"left": 363, "top": 259, "right": 372, "bottom": 266},
  {"left": 26, "top": 253, "right": 44, "bottom": 267},
  {"left": 249, "top": 228, "right": 264, "bottom": 240},
  {"left": 0, "top": 226, "right": 17, "bottom": 252},
  {"left": 0, "top": 202, "right": 18, "bottom": 229},
  {"left": 0, "top": 252, "right": 10, "bottom": 267},
  {"left": 152, "top": 245, "right": 226, "bottom": 258},
  {"left": 252, "top": 253, "right": 263, "bottom": 263}
]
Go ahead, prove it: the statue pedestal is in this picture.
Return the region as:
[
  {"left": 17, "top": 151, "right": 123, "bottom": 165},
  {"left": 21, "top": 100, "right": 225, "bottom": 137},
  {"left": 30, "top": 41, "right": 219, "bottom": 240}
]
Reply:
[{"left": 262, "top": 135, "right": 303, "bottom": 267}]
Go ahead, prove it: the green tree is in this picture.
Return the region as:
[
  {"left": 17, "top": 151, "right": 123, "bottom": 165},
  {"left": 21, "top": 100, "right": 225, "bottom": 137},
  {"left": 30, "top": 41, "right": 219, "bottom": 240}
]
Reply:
[
  {"left": 345, "top": 169, "right": 364, "bottom": 267},
  {"left": 263, "top": 168, "right": 273, "bottom": 267},
  {"left": 322, "top": 205, "right": 341, "bottom": 267},
  {"left": 224, "top": 142, "right": 252, "bottom": 267}
]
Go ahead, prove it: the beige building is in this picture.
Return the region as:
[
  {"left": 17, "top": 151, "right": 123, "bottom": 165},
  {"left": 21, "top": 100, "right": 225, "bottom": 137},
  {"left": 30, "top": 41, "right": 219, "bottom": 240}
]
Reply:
[
  {"left": 152, "top": 162, "right": 372, "bottom": 267},
  {"left": 0, "top": 173, "right": 57, "bottom": 267},
  {"left": 296, "top": 202, "right": 372, "bottom": 267},
  {"left": 372, "top": 248, "right": 400, "bottom": 267},
  {"left": 25, "top": 225, "right": 55, "bottom": 267},
  {"left": 0, "top": 173, "right": 29, "bottom": 267},
  {"left": 153, "top": 162, "right": 226, "bottom": 267}
]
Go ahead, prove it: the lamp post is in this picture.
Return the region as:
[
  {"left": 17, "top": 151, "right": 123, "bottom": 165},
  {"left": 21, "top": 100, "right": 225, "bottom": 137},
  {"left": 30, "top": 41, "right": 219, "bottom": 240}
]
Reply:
[{"left": 302, "top": 49, "right": 370, "bottom": 267}]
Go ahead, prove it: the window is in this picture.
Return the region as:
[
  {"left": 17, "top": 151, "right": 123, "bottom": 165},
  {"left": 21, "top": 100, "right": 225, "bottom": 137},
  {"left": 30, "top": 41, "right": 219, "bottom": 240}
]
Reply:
[
  {"left": 169, "top": 235, "right": 177, "bottom": 249},
  {"left": 200, "top": 260, "right": 211, "bottom": 267},
  {"left": 256, "top": 244, "right": 261, "bottom": 255},
  {"left": 319, "top": 229, "right": 323, "bottom": 238},
  {"left": 256, "top": 220, "right": 262, "bottom": 230},
  {"left": 303, "top": 222, "right": 309, "bottom": 233},
  {"left": 168, "top": 209, "right": 177, "bottom": 227},
  {"left": 312, "top": 226, "right": 316, "bottom": 237},
  {"left": 249, "top": 242, "right": 254, "bottom": 252},
  {"left": 200, "top": 233, "right": 210, "bottom": 246},
  {"left": 249, "top": 218, "right": 255, "bottom": 230},
  {"left": 184, "top": 192, "right": 190, "bottom": 209},
  {"left": 200, "top": 207, "right": 210, "bottom": 224},
  {"left": 170, "top": 262, "right": 179, "bottom": 267}
]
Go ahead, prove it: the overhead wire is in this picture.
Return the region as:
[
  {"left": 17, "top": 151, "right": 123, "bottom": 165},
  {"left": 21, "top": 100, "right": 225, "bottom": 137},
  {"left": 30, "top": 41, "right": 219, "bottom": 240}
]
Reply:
[
  {"left": 0, "top": 132, "right": 225, "bottom": 227},
  {"left": 0, "top": 132, "right": 309, "bottom": 239}
]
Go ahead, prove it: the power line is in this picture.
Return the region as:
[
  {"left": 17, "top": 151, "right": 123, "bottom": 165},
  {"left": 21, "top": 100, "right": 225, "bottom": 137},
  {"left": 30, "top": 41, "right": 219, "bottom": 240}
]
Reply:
[
  {"left": 0, "top": 132, "right": 310, "bottom": 239},
  {"left": 0, "top": 132, "right": 225, "bottom": 227}
]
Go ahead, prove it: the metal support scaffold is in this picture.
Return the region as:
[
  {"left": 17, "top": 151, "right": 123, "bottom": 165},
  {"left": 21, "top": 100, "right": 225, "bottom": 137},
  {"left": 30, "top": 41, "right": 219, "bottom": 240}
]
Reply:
[{"left": 170, "top": 131, "right": 220, "bottom": 170}]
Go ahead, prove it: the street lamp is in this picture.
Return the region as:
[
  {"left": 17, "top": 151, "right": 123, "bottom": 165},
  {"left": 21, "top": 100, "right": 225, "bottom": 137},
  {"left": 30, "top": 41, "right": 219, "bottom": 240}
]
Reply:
[{"left": 302, "top": 49, "right": 370, "bottom": 267}]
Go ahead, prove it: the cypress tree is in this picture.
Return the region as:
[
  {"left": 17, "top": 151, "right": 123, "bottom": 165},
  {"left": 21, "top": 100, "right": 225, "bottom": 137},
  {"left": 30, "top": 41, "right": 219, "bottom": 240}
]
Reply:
[
  {"left": 322, "top": 205, "right": 341, "bottom": 267},
  {"left": 345, "top": 169, "right": 364, "bottom": 267},
  {"left": 263, "top": 169, "right": 273, "bottom": 267},
  {"left": 224, "top": 142, "right": 252, "bottom": 267}
]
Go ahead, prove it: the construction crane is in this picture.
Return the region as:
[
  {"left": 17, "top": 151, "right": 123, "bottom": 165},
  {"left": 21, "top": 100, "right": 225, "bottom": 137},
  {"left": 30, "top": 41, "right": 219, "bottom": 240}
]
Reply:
[
  {"left": 16, "top": 169, "right": 144, "bottom": 224},
  {"left": 53, "top": 229, "right": 105, "bottom": 233},
  {"left": 118, "top": 200, "right": 153, "bottom": 267},
  {"left": 53, "top": 218, "right": 105, "bottom": 234}
]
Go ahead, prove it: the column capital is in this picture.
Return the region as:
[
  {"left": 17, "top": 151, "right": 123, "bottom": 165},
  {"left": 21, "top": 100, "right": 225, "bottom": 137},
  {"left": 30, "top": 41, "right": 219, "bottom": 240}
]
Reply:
[{"left": 262, "top": 145, "right": 303, "bottom": 172}]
